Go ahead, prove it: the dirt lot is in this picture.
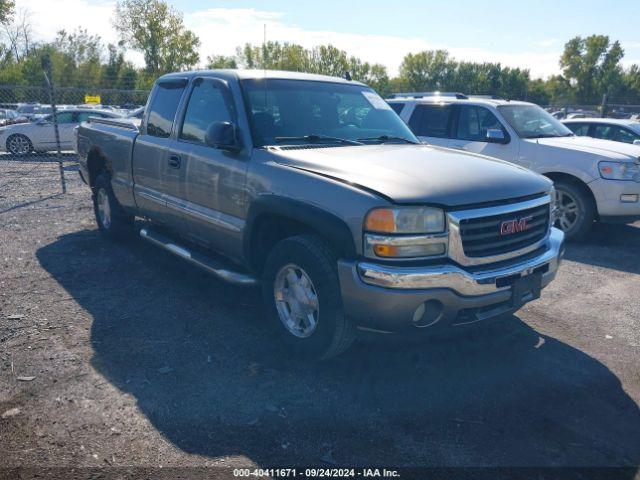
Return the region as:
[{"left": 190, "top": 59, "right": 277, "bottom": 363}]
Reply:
[{"left": 1, "top": 158, "right": 639, "bottom": 478}]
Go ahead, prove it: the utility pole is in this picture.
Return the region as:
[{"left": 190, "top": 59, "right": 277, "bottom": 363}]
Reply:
[
  {"left": 601, "top": 93, "right": 609, "bottom": 119},
  {"left": 41, "top": 54, "right": 66, "bottom": 194}
]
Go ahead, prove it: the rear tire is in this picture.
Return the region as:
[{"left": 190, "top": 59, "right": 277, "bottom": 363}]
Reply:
[
  {"left": 92, "top": 172, "right": 134, "bottom": 241},
  {"left": 554, "top": 180, "right": 595, "bottom": 240},
  {"left": 262, "top": 234, "right": 356, "bottom": 360}
]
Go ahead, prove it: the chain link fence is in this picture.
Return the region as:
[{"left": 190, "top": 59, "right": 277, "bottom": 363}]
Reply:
[{"left": 0, "top": 84, "right": 149, "bottom": 214}]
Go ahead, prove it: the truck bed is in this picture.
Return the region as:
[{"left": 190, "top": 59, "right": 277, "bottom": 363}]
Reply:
[{"left": 76, "top": 116, "right": 140, "bottom": 210}]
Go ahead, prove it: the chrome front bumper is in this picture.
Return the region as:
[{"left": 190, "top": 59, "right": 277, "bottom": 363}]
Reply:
[
  {"left": 357, "top": 227, "right": 564, "bottom": 295},
  {"left": 338, "top": 228, "right": 565, "bottom": 332}
]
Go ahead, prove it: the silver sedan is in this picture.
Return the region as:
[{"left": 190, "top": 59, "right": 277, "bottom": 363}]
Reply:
[{"left": 0, "top": 109, "right": 122, "bottom": 155}]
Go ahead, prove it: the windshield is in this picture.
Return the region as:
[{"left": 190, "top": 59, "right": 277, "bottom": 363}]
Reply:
[
  {"left": 498, "top": 104, "right": 573, "bottom": 139},
  {"left": 241, "top": 79, "right": 418, "bottom": 147}
]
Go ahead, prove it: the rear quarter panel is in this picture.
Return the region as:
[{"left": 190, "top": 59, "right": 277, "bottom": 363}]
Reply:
[{"left": 77, "top": 119, "right": 140, "bottom": 210}]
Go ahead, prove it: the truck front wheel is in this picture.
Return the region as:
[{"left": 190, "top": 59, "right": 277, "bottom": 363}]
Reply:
[
  {"left": 92, "top": 172, "right": 134, "bottom": 240},
  {"left": 262, "top": 234, "right": 356, "bottom": 360}
]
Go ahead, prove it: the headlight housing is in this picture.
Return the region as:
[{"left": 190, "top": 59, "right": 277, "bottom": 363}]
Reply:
[
  {"left": 364, "top": 207, "right": 447, "bottom": 259},
  {"left": 364, "top": 207, "right": 445, "bottom": 234},
  {"left": 598, "top": 161, "right": 640, "bottom": 182}
]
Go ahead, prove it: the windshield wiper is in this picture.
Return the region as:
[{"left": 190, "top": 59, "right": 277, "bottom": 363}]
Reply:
[
  {"left": 524, "top": 133, "right": 564, "bottom": 139},
  {"left": 357, "top": 135, "right": 419, "bottom": 144},
  {"left": 274, "top": 134, "right": 363, "bottom": 146}
]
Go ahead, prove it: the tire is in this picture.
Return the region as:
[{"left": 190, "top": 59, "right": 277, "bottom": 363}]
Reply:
[
  {"left": 554, "top": 180, "right": 595, "bottom": 240},
  {"left": 6, "top": 134, "right": 33, "bottom": 156},
  {"left": 92, "top": 172, "right": 134, "bottom": 240},
  {"left": 262, "top": 234, "right": 356, "bottom": 360}
]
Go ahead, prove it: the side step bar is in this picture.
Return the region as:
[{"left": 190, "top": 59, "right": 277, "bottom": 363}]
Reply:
[{"left": 139, "top": 228, "right": 258, "bottom": 286}]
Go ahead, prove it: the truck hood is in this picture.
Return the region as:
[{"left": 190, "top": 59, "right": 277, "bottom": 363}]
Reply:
[
  {"left": 531, "top": 135, "right": 640, "bottom": 161},
  {"left": 271, "top": 144, "right": 551, "bottom": 206}
]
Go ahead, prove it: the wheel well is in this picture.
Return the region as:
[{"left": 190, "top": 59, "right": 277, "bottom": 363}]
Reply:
[
  {"left": 87, "top": 149, "right": 108, "bottom": 186},
  {"left": 249, "top": 214, "right": 316, "bottom": 272},
  {"left": 544, "top": 172, "right": 599, "bottom": 218},
  {"left": 6, "top": 133, "right": 31, "bottom": 145}
]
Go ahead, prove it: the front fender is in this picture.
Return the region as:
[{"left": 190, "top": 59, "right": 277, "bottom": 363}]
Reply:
[{"left": 244, "top": 195, "right": 357, "bottom": 267}]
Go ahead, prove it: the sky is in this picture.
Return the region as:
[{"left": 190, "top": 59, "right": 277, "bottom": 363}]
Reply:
[{"left": 13, "top": 0, "right": 640, "bottom": 79}]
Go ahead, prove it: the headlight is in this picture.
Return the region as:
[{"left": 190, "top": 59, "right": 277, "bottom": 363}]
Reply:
[
  {"left": 364, "top": 207, "right": 447, "bottom": 259},
  {"left": 364, "top": 207, "right": 445, "bottom": 234},
  {"left": 598, "top": 161, "right": 640, "bottom": 182}
]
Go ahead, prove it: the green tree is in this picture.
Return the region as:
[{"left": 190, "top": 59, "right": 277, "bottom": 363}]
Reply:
[
  {"left": 398, "top": 50, "right": 456, "bottom": 91},
  {"left": 236, "top": 41, "right": 311, "bottom": 71},
  {"left": 206, "top": 54, "right": 237, "bottom": 69},
  {"left": 114, "top": 0, "right": 200, "bottom": 75},
  {"left": 54, "top": 28, "right": 103, "bottom": 86},
  {"left": 0, "top": 0, "right": 14, "bottom": 24},
  {"left": 560, "top": 35, "right": 624, "bottom": 104}
]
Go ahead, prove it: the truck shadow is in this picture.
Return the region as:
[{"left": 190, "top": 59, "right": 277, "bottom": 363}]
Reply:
[
  {"left": 36, "top": 229, "right": 640, "bottom": 472},
  {"left": 563, "top": 222, "right": 640, "bottom": 275}
]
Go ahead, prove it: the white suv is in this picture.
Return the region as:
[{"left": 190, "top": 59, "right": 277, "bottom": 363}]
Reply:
[{"left": 388, "top": 94, "right": 640, "bottom": 239}]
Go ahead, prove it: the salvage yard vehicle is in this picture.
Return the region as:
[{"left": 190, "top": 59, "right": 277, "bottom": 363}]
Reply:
[
  {"left": 76, "top": 70, "right": 564, "bottom": 359},
  {"left": 0, "top": 108, "right": 123, "bottom": 156},
  {"left": 389, "top": 94, "right": 640, "bottom": 239},
  {"left": 563, "top": 118, "right": 640, "bottom": 145}
]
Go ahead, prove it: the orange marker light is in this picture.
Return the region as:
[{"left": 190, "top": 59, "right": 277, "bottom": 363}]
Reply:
[
  {"left": 601, "top": 166, "right": 613, "bottom": 174},
  {"left": 373, "top": 244, "right": 398, "bottom": 257},
  {"left": 365, "top": 209, "right": 395, "bottom": 233}
]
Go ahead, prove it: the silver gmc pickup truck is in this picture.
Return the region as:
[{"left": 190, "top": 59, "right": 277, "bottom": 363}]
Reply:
[{"left": 76, "top": 70, "right": 565, "bottom": 359}]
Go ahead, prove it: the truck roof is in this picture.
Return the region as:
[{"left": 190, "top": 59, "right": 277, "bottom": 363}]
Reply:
[{"left": 159, "top": 69, "right": 367, "bottom": 86}]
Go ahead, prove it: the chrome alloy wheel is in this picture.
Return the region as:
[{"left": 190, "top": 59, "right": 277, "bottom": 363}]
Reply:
[
  {"left": 96, "top": 188, "right": 111, "bottom": 229},
  {"left": 274, "top": 263, "right": 319, "bottom": 338},
  {"left": 7, "top": 135, "right": 31, "bottom": 155},
  {"left": 555, "top": 189, "right": 580, "bottom": 232}
]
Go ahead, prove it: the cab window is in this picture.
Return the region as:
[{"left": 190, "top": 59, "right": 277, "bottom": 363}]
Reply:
[
  {"left": 179, "top": 78, "right": 234, "bottom": 145},
  {"left": 147, "top": 80, "right": 186, "bottom": 138}
]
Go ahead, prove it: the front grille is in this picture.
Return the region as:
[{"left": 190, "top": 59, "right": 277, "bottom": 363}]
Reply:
[{"left": 459, "top": 203, "right": 550, "bottom": 258}]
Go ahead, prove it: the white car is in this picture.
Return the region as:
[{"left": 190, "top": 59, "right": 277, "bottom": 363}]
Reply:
[
  {"left": 388, "top": 94, "right": 640, "bottom": 239},
  {"left": 563, "top": 118, "right": 640, "bottom": 146},
  {"left": 0, "top": 108, "right": 122, "bottom": 156}
]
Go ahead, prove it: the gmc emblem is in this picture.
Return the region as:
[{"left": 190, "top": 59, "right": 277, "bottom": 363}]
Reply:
[{"left": 500, "top": 215, "right": 533, "bottom": 235}]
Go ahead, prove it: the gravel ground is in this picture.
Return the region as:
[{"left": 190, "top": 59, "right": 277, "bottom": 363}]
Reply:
[{"left": 1, "top": 158, "right": 639, "bottom": 478}]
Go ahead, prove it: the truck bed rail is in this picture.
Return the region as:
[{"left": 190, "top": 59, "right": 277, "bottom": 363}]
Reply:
[{"left": 87, "top": 116, "right": 139, "bottom": 131}]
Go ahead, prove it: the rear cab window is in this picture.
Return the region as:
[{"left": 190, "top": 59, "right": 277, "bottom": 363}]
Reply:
[
  {"left": 146, "top": 80, "right": 187, "bottom": 138},
  {"left": 408, "top": 104, "right": 453, "bottom": 138}
]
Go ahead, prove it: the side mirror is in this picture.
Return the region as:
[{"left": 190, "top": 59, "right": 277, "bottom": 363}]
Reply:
[
  {"left": 205, "top": 121, "right": 240, "bottom": 152},
  {"left": 633, "top": 139, "right": 640, "bottom": 146},
  {"left": 486, "top": 128, "right": 508, "bottom": 144}
]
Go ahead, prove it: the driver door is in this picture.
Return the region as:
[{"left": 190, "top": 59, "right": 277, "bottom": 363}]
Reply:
[
  {"left": 166, "top": 76, "right": 248, "bottom": 259},
  {"left": 449, "top": 105, "right": 518, "bottom": 162}
]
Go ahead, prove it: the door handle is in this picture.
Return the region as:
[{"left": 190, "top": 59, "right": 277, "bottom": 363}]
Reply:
[
  {"left": 450, "top": 144, "right": 466, "bottom": 150},
  {"left": 168, "top": 154, "right": 181, "bottom": 169}
]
